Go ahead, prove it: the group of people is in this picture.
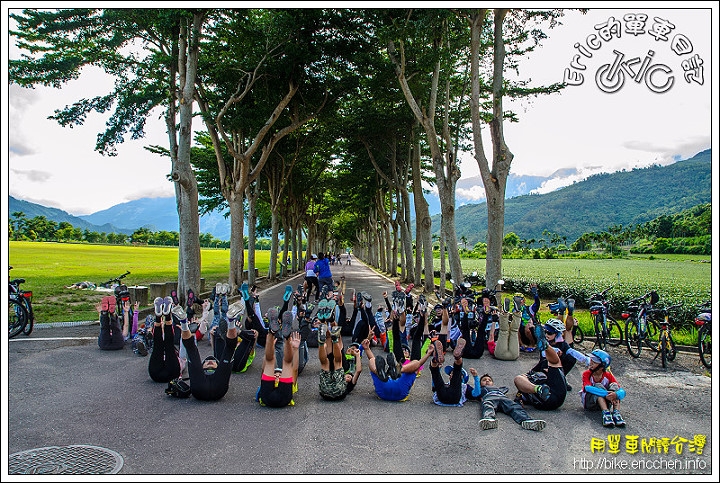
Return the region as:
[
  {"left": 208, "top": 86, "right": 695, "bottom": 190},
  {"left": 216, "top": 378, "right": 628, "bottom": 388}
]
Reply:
[{"left": 96, "top": 269, "right": 626, "bottom": 429}]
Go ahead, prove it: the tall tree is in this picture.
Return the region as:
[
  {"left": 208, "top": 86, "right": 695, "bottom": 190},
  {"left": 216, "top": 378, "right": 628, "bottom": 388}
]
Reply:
[
  {"left": 9, "top": 8, "right": 207, "bottom": 304},
  {"left": 465, "top": 8, "right": 566, "bottom": 287}
]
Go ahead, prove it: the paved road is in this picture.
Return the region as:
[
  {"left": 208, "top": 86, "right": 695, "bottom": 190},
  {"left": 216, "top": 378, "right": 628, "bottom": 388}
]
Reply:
[{"left": 5, "top": 259, "right": 713, "bottom": 477}]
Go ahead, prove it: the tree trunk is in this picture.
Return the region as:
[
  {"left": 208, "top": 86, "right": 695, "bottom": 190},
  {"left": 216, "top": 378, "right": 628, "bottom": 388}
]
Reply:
[{"left": 226, "top": 193, "right": 244, "bottom": 291}]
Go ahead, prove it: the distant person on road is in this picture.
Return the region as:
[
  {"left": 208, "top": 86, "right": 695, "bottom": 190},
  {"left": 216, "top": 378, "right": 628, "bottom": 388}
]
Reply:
[
  {"left": 148, "top": 296, "right": 182, "bottom": 383},
  {"left": 346, "top": 253, "right": 352, "bottom": 265},
  {"left": 304, "top": 254, "right": 321, "bottom": 302},
  {"left": 314, "top": 252, "right": 334, "bottom": 295}
]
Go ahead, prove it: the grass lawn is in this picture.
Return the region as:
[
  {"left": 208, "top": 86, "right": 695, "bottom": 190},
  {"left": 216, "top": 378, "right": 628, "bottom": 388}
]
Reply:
[{"left": 9, "top": 241, "right": 273, "bottom": 323}]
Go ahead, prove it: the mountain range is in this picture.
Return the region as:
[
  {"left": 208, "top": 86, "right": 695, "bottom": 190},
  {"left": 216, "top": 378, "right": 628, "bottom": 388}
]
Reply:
[{"left": 8, "top": 149, "right": 711, "bottom": 244}]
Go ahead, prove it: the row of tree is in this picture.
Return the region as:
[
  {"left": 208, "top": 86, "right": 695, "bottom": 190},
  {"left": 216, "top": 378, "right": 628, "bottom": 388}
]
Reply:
[
  {"left": 11, "top": 202, "right": 710, "bottom": 257},
  {"left": 10, "top": 8, "right": 575, "bottom": 305}
]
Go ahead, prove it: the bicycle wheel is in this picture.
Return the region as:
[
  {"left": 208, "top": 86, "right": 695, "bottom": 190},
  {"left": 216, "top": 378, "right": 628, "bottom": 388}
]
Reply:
[
  {"left": 21, "top": 300, "right": 34, "bottom": 336},
  {"left": 8, "top": 298, "right": 27, "bottom": 339},
  {"left": 572, "top": 324, "right": 584, "bottom": 345},
  {"left": 666, "top": 332, "right": 677, "bottom": 362},
  {"left": 698, "top": 324, "right": 711, "bottom": 369},
  {"left": 594, "top": 314, "right": 606, "bottom": 350},
  {"left": 606, "top": 316, "right": 623, "bottom": 346},
  {"left": 625, "top": 318, "right": 642, "bottom": 358},
  {"left": 645, "top": 320, "right": 660, "bottom": 352}
]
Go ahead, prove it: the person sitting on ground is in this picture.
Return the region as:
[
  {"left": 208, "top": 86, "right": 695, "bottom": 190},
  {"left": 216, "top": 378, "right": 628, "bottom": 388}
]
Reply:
[
  {"left": 316, "top": 321, "right": 362, "bottom": 401},
  {"left": 174, "top": 300, "right": 243, "bottom": 401},
  {"left": 514, "top": 284, "right": 541, "bottom": 352},
  {"left": 96, "top": 295, "right": 127, "bottom": 351},
  {"left": 486, "top": 298, "right": 520, "bottom": 361},
  {"left": 208, "top": 283, "right": 230, "bottom": 358},
  {"left": 526, "top": 317, "right": 577, "bottom": 391},
  {"left": 256, "top": 313, "right": 301, "bottom": 408},
  {"left": 129, "top": 301, "right": 152, "bottom": 357},
  {"left": 458, "top": 295, "right": 486, "bottom": 359},
  {"left": 513, "top": 319, "right": 569, "bottom": 411},
  {"left": 565, "top": 348, "right": 626, "bottom": 428},
  {"left": 148, "top": 296, "right": 182, "bottom": 383},
  {"left": 429, "top": 337, "right": 471, "bottom": 406},
  {"left": 362, "top": 334, "right": 434, "bottom": 402},
  {"left": 474, "top": 370, "right": 546, "bottom": 431}
]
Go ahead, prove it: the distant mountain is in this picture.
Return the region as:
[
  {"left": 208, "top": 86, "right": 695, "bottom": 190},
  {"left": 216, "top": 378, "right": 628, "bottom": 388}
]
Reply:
[
  {"left": 8, "top": 196, "right": 134, "bottom": 236},
  {"left": 433, "top": 149, "right": 712, "bottom": 247},
  {"left": 10, "top": 149, "right": 710, "bottom": 245},
  {"left": 79, "top": 197, "right": 233, "bottom": 241}
]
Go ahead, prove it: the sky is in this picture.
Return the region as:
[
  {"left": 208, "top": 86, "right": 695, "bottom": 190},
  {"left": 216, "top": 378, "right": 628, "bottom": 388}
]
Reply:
[{"left": 3, "top": 4, "right": 718, "bottom": 216}]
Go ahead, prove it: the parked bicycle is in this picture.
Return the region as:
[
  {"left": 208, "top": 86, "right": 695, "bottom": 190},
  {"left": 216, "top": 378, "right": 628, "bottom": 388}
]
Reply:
[
  {"left": 9, "top": 266, "right": 34, "bottom": 338},
  {"left": 694, "top": 300, "right": 711, "bottom": 369},
  {"left": 622, "top": 291, "right": 660, "bottom": 358},
  {"left": 99, "top": 270, "right": 130, "bottom": 289},
  {"left": 588, "top": 286, "right": 623, "bottom": 350},
  {"left": 651, "top": 302, "right": 681, "bottom": 368}
]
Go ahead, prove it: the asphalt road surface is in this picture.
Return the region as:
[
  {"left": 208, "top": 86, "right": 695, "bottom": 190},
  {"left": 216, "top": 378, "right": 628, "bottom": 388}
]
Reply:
[{"left": 5, "top": 258, "right": 714, "bottom": 478}]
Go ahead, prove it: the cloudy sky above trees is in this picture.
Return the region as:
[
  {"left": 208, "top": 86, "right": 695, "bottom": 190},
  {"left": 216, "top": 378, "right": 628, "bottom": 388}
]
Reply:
[{"left": 4, "top": 6, "right": 715, "bottom": 215}]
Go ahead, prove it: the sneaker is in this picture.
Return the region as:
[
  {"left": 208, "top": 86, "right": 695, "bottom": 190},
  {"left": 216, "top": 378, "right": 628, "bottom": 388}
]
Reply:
[
  {"left": 163, "top": 296, "right": 173, "bottom": 315},
  {"left": 432, "top": 339, "right": 445, "bottom": 365},
  {"left": 281, "top": 312, "right": 293, "bottom": 338},
  {"left": 391, "top": 290, "right": 405, "bottom": 312},
  {"left": 535, "top": 325, "right": 548, "bottom": 351},
  {"left": 171, "top": 305, "right": 187, "bottom": 321},
  {"left": 267, "top": 308, "right": 280, "bottom": 334},
  {"left": 317, "top": 323, "right": 327, "bottom": 343},
  {"left": 227, "top": 302, "right": 245, "bottom": 321},
  {"left": 283, "top": 285, "right": 293, "bottom": 302},
  {"left": 154, "top": 297, "right": 164, "bottom": 316},
  {"left": 479, "top": 418, "right": 498, "bottom": 430},
  {"left": 417, "top": 294, "right": 427, "bottom": 312},
  {"left": 374, "top": 356, "right": 389, "bottom": 382},
  {"left": 602, "top": 410, "right": 615, "bottom": 428},
  {"left": 504, "top": 297, "right": 511, "bottom": 313},
  {"left": 521, "top": 419, "right": 546, "bottom": 431},
  {"left": 135, "top": 338, "right": 148, "bottom": 356},
  {"left": 513, "top": 295, "right": 524, "bottom": 312},
  {"left": 386, "top": 352, "right": 399, "bottom": 379},
  {"left": 186, "top": 289, "right": 196, "bottom": 307},
  {"left": 567, "top": 298, "right": 575, "bottom": 316},
  {"left": 240, "top": 282, "right": 250, "bottom": 301},
  {"left": 453, "top": 337, "right": 466, "bottom": 359},
  {"left": 556, "top": 297, "right": 567, "bottom": 316},
  {"left": 171, "top": 289, "right": 179, "bottom": 305},
  {"left": 536, "top": 384, "right": 550, "bottom": 401},
  {"left": 222, "top": 283, "right": 231, "bottom": 295},
  {"left": 612, "top": 410, "right": 626, "bottom": 428},
  {"left": 330, "top": 325, "right": 342, "bottom": 342},
  {"left": 216, "top": 282, "right": 223, "bottom": 296}
]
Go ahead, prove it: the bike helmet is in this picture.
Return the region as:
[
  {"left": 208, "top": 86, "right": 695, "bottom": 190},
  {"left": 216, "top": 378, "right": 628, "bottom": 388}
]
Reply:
[
  {"left": 543, "top": 318, "right": 566, "bottom": 335},
  {"left": 434, "top": 303, "right": 445, "bottom": 312},
  {"left": 590, "top": 349, "right": 611, "bottom": 369},
  {"left": 202, "top": 355, "right": 219, "bottom": 374}
]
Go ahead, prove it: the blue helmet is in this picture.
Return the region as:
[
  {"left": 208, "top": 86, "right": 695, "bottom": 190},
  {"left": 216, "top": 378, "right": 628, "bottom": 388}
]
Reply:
[{"left": 590, "top": 349, "right": 611, "bottom": 368}]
